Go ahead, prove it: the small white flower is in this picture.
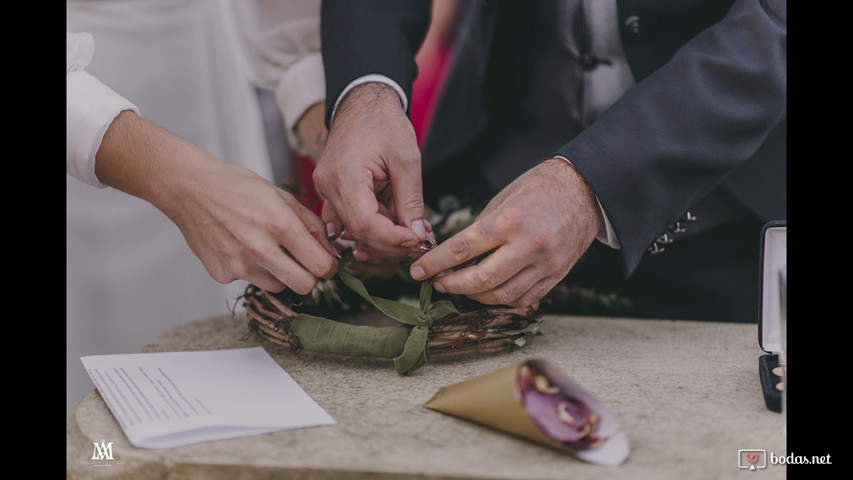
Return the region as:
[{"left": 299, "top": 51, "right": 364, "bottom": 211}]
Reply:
[{"left": 439, "top": 207, "right": 474, "bottom": 236}]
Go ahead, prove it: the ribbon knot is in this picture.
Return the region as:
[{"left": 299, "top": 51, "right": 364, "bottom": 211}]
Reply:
[
  {"left": 281, "top": 256, "right": 540, "bottom": 375},
  {"left": 325, "top": 265, "right": 457, "bottom": 375}
]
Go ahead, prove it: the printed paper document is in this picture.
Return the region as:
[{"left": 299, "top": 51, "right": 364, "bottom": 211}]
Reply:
[{"left": 81, "top": 347, "right": 337, "bottom": 449}]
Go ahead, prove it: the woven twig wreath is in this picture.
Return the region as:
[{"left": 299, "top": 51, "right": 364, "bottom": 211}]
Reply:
[{"left": 241, "top": 256, "right": 543, "bottom": 375}]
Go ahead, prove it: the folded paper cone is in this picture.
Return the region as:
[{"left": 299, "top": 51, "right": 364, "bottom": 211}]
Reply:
[
  {"left": 424, "top": 358, "right": 630, "bottom": 466},
  {"left": 424, "top": 363, "right": 555, "bottom": 446}
]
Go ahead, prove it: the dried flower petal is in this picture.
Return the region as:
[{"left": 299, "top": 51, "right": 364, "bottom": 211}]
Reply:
[
  {"left": 557, "top": 401, "right": 576, "bottom": 424},
  {"left": 519, "top": 364, "right": 602, "bottom": 450},
  {"left": 533, "top": 373, "right": 560, "bottom": 394}
]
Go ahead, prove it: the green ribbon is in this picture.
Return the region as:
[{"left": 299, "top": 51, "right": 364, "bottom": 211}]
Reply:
[{"left": 290, "top": 264, "right": 459, "bottom": 376}]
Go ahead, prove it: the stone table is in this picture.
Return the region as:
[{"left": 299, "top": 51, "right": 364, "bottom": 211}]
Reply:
[{"left": 67, "top": 312, "right": 785, "bottom": 479}]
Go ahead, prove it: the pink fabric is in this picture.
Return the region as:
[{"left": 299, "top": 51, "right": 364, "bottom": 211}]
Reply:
[
  {"left": 294, "top": 153, "right": 323, "bottom": 215},
  {"left": 411, "top": 40, "right": 453, "bottom": 149}
]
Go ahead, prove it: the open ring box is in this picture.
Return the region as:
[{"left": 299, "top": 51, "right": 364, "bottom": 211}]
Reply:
[{"left": 758, "top": 220, "right": 786, "bottom": 412}]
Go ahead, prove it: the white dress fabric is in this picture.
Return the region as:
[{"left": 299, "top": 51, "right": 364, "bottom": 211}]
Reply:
[{"left": 66, "top": 0, "right": 323, "bottom": 411}]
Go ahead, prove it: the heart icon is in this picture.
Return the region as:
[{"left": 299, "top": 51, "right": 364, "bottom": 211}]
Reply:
[{"left": 745, "top": 452, "right": 759, "bottom": 464}]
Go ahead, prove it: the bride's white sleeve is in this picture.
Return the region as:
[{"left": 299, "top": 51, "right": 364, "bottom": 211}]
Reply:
[
  {"left": 66, "top": 31, "right": 140, "bottom": 188},
  {"left": 230, "top": 0, "right": 325, "bottom": 152}
]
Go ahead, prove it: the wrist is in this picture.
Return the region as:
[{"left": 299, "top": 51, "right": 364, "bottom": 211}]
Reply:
[
  {"left": 96, "top": 110, "right": 206, "bottom": 211},
  {"left": 333, "top": 81, "right": 405, "bottom": 128},
  {"left": 546, "top": 155, "right": 605, "bottom": 243},
  {"left": 94, "top": 109, "right": 148, "bottom": 190}
]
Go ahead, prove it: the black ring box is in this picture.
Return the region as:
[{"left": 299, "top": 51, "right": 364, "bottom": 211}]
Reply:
[{"left": 757, "top": 221, "right": 786, "bottom": 412}]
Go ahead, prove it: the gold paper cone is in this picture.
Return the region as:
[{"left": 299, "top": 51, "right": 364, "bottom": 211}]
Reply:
[
  {"left": 424, "top": 358, "right": 631, "bottom": 466},
  {"left": 424, "top": 362, "right": 558, "bottom": 449}
]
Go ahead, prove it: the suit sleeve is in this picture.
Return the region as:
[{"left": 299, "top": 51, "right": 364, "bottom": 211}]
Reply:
[
  {"left": 320, "top": 0, "right": 432, "bottom": 126},
  {"left": 556, "top": 0, "right": 786, "bottom": 276}
]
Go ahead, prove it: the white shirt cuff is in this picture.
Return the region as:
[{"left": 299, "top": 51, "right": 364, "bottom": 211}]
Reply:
[
  {"left": 67, "top": 70, "right": 139, "bottom": 188},
  {"left": 594, "top": 197, "right": 621, "bottom": 249},
  {"left": 276, "top": 53, "right": 326, "bottom": 152},
  {"left": 551, "top": 155, "right": 621, "bottom": 249},
  {"left": 329, "top": 74, "right": 407, "bottom": 126}
]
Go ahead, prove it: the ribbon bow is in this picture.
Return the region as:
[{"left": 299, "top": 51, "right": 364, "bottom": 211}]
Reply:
[{"left": 289, "top": 262, "right": 459, "bottom": 375}]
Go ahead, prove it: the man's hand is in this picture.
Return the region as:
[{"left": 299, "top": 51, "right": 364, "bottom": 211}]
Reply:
[
  {"left": 409, "top": 158, "right": 604, "bottom": 307},
  {"left": 96, "top": 110, "right": 338, "bottom": 294},
  {"left": 313, "top": 82, "right": 427, "bottom": 256}
]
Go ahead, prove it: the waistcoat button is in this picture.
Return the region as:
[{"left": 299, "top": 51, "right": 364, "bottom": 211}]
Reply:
[{"left": 622, "top": 15, "right": 644, "bottom": 40}]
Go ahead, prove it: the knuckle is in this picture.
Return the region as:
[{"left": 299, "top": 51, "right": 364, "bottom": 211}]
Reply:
[
  {"left": 400, "top": 192, "right": 424, "bottom": 214},
  {"left": 265, "top": 221, "right": 290, "bottom": 241},
  {"left": 511, "top": 284, "right": 549, "bottom": 308},
  {"left": 490, "top": 287, "right": 516, "bottom": 306},
  {"left": 343, "top": 216, "right": 372, "bottom": 241},
  {"left": 202, "top": 260, "right": 231, "bottom": 284},
  {"left": 449, "top": 238, "right": 472, "bottom": 262},
  {"left": 396, "top": 147, "right": 421, "bottom": 167},
  {"left": 317, "top": 257, "right": 338, "bottom": 279},
  {"left": 304, "top": 216, "right": 327, "bottom": 239},
  {"left": 475, "top": 269, "right": 498, "bottom": 291},
  {"left": 311, "top": 166, "right": 328, "bottom": 185},
  {"left": 290, "top": 277, "right": 317, "bottom": 296},
  {"left": 494, "top": 208, "right": 524, "bottom": 231},
  {"left": 208, "top": 268, "right": 233, "bottom": 285},
  {"left": 507, "top": 297, "right": 533, "bottom": 308},
  {"left": 222, "top": 261, "right": 251, "bottom": 284},
  {"left": 405, "top": 148, "right": 422, "bottom": 163},
  {"left": 240, "top": 240, "right": 266, "bottom": 261},
  {"left": 528, "top": 231, "right": 553, "bottom": 251}
]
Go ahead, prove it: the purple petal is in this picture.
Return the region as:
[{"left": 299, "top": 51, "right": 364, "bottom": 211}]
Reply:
[
  {"left": 522, "top": 388, "right": 584, "bottom": 443},
  {"left": 519, "top": 365, "right": 602, "bottom": 450}
]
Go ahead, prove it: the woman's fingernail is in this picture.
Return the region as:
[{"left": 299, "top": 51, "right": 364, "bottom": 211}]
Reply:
[
  {"left": 326, "top": 222, "right": 336, "bottom": 238},
  {"left": 434, "top": 282, "right": 446, "bottom": 293},
  {"left": 411, "top": 220, "right": 427, "bottom": 240},
  {"left": 353, "top": 249, "right": 369, "bottom": 262},
  {"left": 411, "top": 265, "right": 425, "bottom": 280}
]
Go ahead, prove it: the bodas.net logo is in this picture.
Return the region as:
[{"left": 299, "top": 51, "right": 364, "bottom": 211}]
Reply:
[
  {"left": 738, "top": 449, "right": 767, "bottom": 470},
  {"left": 738, "top": 448, "right": 833, "bottom": 470}
]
